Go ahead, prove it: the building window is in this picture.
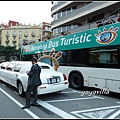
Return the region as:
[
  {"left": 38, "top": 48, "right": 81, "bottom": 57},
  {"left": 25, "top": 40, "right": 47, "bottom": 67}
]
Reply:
[
  {"left": 53, "top": 14, "right": 57, "bottom": 20},
  {"left": 61, "top": 26, "right": 66, "bottom": 33},
  {"left": 13, "top": 31, "right": 17, "bottom": 37},
  {"left": 71, "top": 6, "right": 76, "bottom": 12},
  {"left": 73, "top": 23, "right": 78, "bottom": 29},
  {"left": 24, "top": 31, "right": 28, "bottom": 37},
  {"left": 62, "top": 10, "right": 66, "bottom": 17},
  {"left": 67, "top": 8, "right": 71, "bottom": 14},
  {"left": 19, "top": 31, "right": 22, "bottom": 39},
  {"left": 58, "top": 27, "right": 61, "bottom": 34},
  {"left": 67, "top": 24, "right": 71, "bottom": 31},
  {"left": 57, "top": 12, "right": 61, "bottom": 18}
]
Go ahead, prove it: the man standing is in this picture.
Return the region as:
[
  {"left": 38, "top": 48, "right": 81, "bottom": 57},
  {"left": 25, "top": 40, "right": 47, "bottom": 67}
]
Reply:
[{"left": 22, "top": 57, "right": 42, "bottom": 109}]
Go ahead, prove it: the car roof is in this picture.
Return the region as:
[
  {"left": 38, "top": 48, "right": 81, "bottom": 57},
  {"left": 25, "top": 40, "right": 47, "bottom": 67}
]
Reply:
[{"left": 1, "top": 61, "right": 51, "bottom": 66}]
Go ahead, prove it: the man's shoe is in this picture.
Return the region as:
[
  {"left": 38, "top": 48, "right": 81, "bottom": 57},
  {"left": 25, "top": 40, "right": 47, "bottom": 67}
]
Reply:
[
  {"left": 22, "top": 105, "right": 30, "bottom": 109},
  {"left": 31, "top": 103, "right": 39, "bottom": 106}
]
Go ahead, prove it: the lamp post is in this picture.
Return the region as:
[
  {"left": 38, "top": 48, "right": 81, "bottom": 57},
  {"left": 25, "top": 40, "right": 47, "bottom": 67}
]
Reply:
[
  {"left": 19, "top": 38, "right": 23, "bottom": 61},
  {"left": 40, "top": 22, "right": 43, "bottom": 41}
]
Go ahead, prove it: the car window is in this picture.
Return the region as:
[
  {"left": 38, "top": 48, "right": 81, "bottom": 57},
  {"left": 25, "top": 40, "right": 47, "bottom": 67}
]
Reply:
[
  {"left": 41, "top": 66, "right": 50, "bottom": 69},
  {"left": 6, "top": 63, "right": 16, "bottom": 71},
  {"left": 13, "top": 64, "right": 22, "bottom": 72},
  {"left": 0, "top": 63, "right": 10, "bottom": 69}
]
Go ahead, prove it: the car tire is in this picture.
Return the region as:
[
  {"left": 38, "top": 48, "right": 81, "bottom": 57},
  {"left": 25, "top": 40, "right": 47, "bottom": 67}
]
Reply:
[
  {"left": 17, "top": 82, "right": 25, "bottom": 97},
  {"left": 69, "top": 73, "right": 83, "bottom": 90}
]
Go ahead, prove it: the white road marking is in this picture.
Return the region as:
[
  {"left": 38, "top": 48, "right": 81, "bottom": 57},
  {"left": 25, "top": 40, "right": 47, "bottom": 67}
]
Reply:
[
  {"left": 71, "top": 105, "right": 120, "bottom": 114},
  {"left": 73, "top": 114, "right": 88, "bottom": 119},
  {"left": 71, "top": 105, "right": 120, "bottom": 118},
  {"left": 45, "top": 96, "right": 104, "bottom": 103},
  {"left": 37, "top": 99, "right": 78, "bottom": 119},
  {"left": 108, "top": 109, "right": 120, "bottom": 119},
  {"left": 82, "top": 109, "right": 115, "bottom": 119},
  {"left": 0, "top": 88, "right": 40, "bottom": 119},
  {"left": 72, "top": 90, "right": 83, "bottom": 93},
  {"left": 73, "top": 109, "right": 116, "bottom": 119},
  {"left": 61, "top": 90, "right": 105, "bottom": 100},
  {"left": 92, "top": 95, "right": 105, "bottom": 99},
  {"left": 60, "top": 90, "right": 82, "bottom": 94}
]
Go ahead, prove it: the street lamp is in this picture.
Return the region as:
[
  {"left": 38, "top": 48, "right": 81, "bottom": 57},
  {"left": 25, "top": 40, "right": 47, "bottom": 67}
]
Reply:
[
  {"left": 39, "top": 23, "right": 43, "bottom": 41},
  {"left": 19, "top": 38, "right": 24, "bottom": 61}
]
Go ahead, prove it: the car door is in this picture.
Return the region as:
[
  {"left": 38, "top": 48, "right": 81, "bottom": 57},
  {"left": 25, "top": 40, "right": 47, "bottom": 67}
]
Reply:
[
  {"left": 0, "top": 62, "right": 10, "bottom": 84},
  {"left": 5, "top": 63, "right": 17, "bottom": 86},
  {"left": 10, "top": 64, "right": 22, "bottom": 87}
]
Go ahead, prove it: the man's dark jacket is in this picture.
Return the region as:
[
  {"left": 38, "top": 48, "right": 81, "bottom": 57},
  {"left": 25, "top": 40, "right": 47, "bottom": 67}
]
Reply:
[{"left": 27, "top": 64, "right": 42, "bottom": 86}]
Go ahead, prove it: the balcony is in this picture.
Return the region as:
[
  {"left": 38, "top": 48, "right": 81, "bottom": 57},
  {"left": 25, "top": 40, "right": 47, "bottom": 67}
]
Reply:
[
  {"left": 69, "top": 15, "right": 118, "bottom": 34},
  {"left": 51, "top": 1, "right": 73, "bottom": 15},
  {"left": 12, "top": 40, "right": 16, "bottom": 45},
  {"left": 6, "top": 33, "right": 10, "bottom": 38},
  {"left": 53, "top": 14, "right": 118, "bottom": 38},
  {"left": 5, "top": 39, "right": 9, "bottom": 44},
  {"left": 31, "top": 33, "right": 35, "bottom": 37},
  {"left": 51, "top": 1, "right": 118, "bottom": 29},
  {"left": 24, "top": 33, "right": 28, "bottom": 37},
  {"left": 30, "top": 40, "right": 35, "bottom": 44},
  {"left": 51, "top": 2, "right": 66, "bottom": 11},
  {"left": 42, "top": 29, "right": 52, "bottom": 32},
  {"left": 13, "top": 33, "right": 17, "bottom": 37}
]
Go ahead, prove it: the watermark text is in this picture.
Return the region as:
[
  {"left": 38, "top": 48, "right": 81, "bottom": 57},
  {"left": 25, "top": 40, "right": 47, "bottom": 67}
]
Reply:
[{"left": 81, "top": 88, "right": 109, "bottom": 96}]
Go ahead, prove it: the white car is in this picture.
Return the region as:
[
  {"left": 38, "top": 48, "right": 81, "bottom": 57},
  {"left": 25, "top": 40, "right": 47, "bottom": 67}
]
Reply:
[{"left": 0, "top": 61, "right": 69, "bottom": 97}]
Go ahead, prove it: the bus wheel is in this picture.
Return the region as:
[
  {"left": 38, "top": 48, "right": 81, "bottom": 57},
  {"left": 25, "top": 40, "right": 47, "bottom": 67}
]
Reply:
[{"left": 69, "top": 73, "right": 83, "bottom": 90}]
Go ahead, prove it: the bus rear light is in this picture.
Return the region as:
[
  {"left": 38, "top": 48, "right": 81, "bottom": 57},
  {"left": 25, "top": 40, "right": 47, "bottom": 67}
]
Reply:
[
  {"left": 64, "top": 82, "right": 68, "bottom": 84},
  {"left": 63, "top": 73, "right": 67, "bottom": 81},
  {"left": 84, "top": 80, "right": 88, "bottom": 82}
]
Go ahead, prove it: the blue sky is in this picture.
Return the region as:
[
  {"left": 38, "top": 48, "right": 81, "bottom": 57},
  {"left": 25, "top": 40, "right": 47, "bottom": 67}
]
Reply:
[{"left": 0, "top": 1, "right": 53, "bottom": 25}]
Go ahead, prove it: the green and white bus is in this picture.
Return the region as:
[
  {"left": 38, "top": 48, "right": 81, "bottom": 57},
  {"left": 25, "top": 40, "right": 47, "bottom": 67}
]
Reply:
[{"left": 21, "top": 22, "right": 120, "bottom": 93}]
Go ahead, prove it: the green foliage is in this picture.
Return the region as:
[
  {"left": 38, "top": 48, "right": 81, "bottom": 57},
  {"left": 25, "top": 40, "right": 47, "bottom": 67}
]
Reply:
[
  {"left": 0, "top": 45, "right": 20, "bottom": 56},
  {"left": 46, "top": 31, "right": 53, "bottom": 39}
]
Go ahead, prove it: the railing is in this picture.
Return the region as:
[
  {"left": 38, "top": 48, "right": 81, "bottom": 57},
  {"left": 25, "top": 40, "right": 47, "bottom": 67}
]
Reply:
[
  {"left": 51, "top": 2, "right": 66, "bottom": 12},
  {"left": 52, "top": 14, "right": 119, "bottom": 38},
  {"left": 51, "top": 1, "right": 108, "bottom": 26}
]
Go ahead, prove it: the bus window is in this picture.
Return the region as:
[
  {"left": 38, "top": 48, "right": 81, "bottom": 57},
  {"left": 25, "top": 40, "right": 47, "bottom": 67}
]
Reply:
[
  {"left": 89, "top": 46, "right": 118, "bottom": 66},
  {"left": 57, "top": 51, "right": 67, "bottom": 65},
  {"left": 67, "top": 49, "right": 89, "bottom": 65},
  {"left": 67, "top": 50, "right": 80, "bottom": 63}
]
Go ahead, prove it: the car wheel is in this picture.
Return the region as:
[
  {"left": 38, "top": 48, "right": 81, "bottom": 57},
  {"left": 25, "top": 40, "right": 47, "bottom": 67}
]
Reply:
[
  {"left": 17, "top": 82, "right": 25, "bottom": 97},
  {"left": 69, "top": 73, "right": 83, "bottom": 90}
]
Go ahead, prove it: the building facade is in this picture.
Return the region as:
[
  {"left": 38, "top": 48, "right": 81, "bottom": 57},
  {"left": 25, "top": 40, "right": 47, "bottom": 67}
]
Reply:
[
  {"left": 39, "top": 22, "right": 52, "bottom": 41},
  {"left": 51, "top": 1, "right": 120, "bottom": 37},
  {"left": 1, "top": 25, "right": 42, "bottom": 50}
]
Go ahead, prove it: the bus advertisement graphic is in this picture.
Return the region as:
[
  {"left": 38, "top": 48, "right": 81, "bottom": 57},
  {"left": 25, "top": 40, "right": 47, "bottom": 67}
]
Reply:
[{"left": 95, "top": 26, "right": 119, "bottom": 44}]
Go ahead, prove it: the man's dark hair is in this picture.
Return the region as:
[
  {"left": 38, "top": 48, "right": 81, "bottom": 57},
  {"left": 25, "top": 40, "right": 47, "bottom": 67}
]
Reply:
[{"left": 31, "top": 57, "right": 37, "bottom": 63}]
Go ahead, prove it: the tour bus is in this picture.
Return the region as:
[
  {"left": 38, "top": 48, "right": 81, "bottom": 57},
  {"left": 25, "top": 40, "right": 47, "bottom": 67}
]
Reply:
[{"left": 21, "top": 22, "right": 120, "bottom": 93}]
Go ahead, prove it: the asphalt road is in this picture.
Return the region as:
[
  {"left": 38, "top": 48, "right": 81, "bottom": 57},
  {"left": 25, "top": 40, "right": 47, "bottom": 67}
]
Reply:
[{"left": 0, "top": 80, "right": 120, "bottom": 119}]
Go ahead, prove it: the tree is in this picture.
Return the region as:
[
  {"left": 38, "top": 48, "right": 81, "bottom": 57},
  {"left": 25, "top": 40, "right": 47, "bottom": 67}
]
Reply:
[
  {"left": 46, "top": 31, "right": 53, "bottom": 39},
  {"left": 0, "top": 45, "right": 20, "bottom": 60}
]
